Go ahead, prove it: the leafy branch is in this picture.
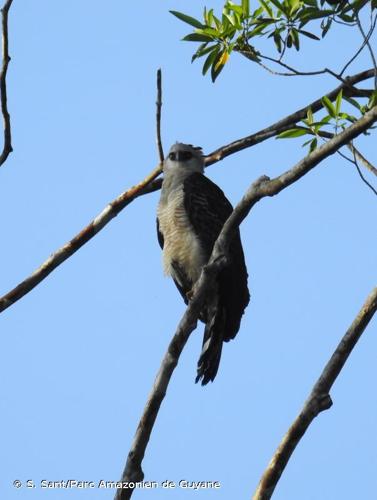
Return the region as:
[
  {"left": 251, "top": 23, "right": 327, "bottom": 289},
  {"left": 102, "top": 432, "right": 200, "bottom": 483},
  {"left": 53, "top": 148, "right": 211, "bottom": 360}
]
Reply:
[{"left": 171, "top": 0, "right": 375, "bottom": 81}]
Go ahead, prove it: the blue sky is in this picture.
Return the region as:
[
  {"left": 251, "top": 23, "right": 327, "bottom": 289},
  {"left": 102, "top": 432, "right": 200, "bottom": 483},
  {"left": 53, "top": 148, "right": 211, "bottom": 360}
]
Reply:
[{"left": 0, "top": 1, "right": 376, "bottom": 499}]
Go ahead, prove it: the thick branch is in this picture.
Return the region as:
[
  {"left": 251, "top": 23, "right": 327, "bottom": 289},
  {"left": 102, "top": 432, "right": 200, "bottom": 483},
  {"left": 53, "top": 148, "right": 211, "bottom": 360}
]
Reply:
[
  {"left": 0, "top": 0, "right": 13, "bottom": 167},
  {"left": 0, "top": 71, "right": 375, "bottom": 315},
  {"left": 114, "top": 105, "right": 377, "bottom": 500},
  {"left": 253, "top": 287, "right": 377, "bottom": 500}
]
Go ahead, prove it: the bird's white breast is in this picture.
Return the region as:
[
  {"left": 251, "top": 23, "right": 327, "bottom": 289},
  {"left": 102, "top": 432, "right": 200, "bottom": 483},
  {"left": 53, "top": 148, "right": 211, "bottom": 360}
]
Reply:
[{"left": 157, "top": 187, "right": 205, "bottom": 284}]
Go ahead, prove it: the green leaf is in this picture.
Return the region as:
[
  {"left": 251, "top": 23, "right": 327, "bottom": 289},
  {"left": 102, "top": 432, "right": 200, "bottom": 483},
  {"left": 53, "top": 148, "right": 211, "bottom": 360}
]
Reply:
[
  {"left": 242, "top": 0, "right": 250, "bottom": 16},
  {"left": 291, "top": 28, "right": 300, "bottom": 50},
  {"left": 211, "top": 49, "right": 227, "bottom": 82},
  {"left": 170, "top": 10, "right": 204, "bottom": 29},
  {"left": 306, "top": 107, "right": 314, "bottom": 124},
  {"left": 372, "top": 0, "right": 377, "bottom": 10},
  {"left": 322, "top": 95, "right": 336, "bottom": 118},
  {"left": 269, "top": 0, "right": 288, "bottom": 15},
  {"left": 259, "top": 0, "right": 274, "bottom": 16},
  {"left": 182, "top": 33, "right": 214, "bottom": 42},
  {"left": 343, "top": 95, "right": 363, "bottom": 111},
  {"left": 368, "top": 90, "right": 377, "bottom": 109},
  {"left": 247, "top": 22, "right": 269, "bottom": 38},
  {"left": 321, "top": 17, "right": 332, "bottom": 37},
  {"left": 335, "top": 89, "right": 343, "bottom": 116},
  {"left": 298, "top": 29, "right": 320, "bottom": 40},
  {"left": 302, "top": 0, "right": 318, "bottom": 6},
  {"left": 191, "top": 43, "right": 215, "bottom": 62},
  {"left": 338, "top": 13, "right": 355, "bottom": 23},
  {"left": 287, "top": 30, "right": 293, "bottom": 48},
  {"left": 277, "top": 128, "right": 310, "bottom": 138},
  {"left": 273, "top": 31, "right": 282, "bottom": 52},
  {"left": 202, "top": 46, "right": 220, "bottom": 75},
  {"left": 309, "top": 137, "right": 318, "bottom": 152}
]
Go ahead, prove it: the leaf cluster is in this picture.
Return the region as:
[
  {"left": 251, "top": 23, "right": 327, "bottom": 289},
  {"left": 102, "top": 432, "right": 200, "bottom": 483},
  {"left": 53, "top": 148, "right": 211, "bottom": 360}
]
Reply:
[
  {"left": 170, "top": 0, "right": 374, "bottom": 81},
  {"left": 277, "top": 89, "right": 377, "bottom": 151}
]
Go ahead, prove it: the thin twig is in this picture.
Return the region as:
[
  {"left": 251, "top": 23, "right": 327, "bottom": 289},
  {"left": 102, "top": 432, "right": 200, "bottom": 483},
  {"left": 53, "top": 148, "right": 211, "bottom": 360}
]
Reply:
[
  {"left": 0, "top": 0, "right": 13, "bottom": 167},
  {"left": 156, "top": 68, "right": 164, "bottom": 162},
  {"left": 355, "top": 12, "right": 377, "bottom": 88},
  {"left": 347, "top": 143, "right": 377, "bottom": 177},
  {"left": 0, "top": 70, "right": 375, "bottom": 315},
  {"left": 349, "top": 142, "right": 377, "bottom": 196},
  {"left": 114, "top": 105, "right": 377, "bottom": 500},
  {"left": 340, "top": 10, "right": 377, "bottom": 77},
  {"left": 306, "top": 130, "right": 377, "bottom": 195},
  {"left": 253, "top": 287, "right": 377, "bottom": 500}
]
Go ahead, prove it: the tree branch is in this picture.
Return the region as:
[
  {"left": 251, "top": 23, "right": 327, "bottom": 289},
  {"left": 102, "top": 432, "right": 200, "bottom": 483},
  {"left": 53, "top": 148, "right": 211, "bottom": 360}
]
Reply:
[
  {"left": 0, "top": 165, "right": 162, "bottom": 313},
  {"left": 205, "top": 69, "right": 376, "bottom": 165},
  {"left": 114, "top": 104, "right": 377, "bottom": 500},
  {"left": 252, "top": 286, "right": 377, "bottom": 500},
  {"left": 0, "top": 70, "right": 375, "bottom": 315},
  {"left": 155, "top": 68, "right": 164, "bottom": 162},
  {"left": 0, "top": 0, "right": 13, "bottom": 167}
]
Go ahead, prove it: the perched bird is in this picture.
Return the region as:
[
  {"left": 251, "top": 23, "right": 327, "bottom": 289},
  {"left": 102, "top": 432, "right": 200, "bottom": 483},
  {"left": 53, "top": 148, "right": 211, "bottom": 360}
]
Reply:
[{"left": 157, "top": 143, "right": 250, "bottom": 385}]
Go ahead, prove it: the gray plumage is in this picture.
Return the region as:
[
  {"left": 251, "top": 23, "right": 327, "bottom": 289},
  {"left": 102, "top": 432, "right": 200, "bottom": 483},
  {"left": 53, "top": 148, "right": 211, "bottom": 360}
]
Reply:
[{"left": 157, "top": 143, "right": 250, "bottom": 385}]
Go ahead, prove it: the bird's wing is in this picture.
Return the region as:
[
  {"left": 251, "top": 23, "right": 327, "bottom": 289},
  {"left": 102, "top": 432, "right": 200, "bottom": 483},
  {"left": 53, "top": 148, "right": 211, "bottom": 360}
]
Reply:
[
  {"left": 183, "top": 172, "right": 233, "bottom": 257},
  {"left": 156, "top": 217, "right": 164, "bottom": 249}
]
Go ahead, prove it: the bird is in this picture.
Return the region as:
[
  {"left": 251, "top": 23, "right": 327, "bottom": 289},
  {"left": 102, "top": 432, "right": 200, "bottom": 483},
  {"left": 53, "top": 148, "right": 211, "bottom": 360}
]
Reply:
[{"left": 156, "top": 143, "right": 250, "bottom": 385}]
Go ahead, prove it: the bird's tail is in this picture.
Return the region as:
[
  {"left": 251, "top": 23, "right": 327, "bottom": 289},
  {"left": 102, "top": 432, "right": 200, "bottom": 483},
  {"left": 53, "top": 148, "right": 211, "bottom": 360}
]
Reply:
[{"left": 195, "top": 307, "right": 225, "bottom": 385}]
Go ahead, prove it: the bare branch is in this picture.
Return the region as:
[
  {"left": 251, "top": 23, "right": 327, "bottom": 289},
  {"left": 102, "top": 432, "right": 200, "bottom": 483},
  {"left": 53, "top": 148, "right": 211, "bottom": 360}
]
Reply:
[
  {"left": 253, "top": 286, "right": 377, "bottom": 500},
  {"left": 0, "top": 0, "right": 13, "bottom": 167},
  {"left": 0, "top": 165, "right": 162, "bottom": 313},
  {"left": 155, "top": 68, "right": 164, "bottom": 162},
  {"left": 114, "top": 105, "right": 377, "bottom": 500},
  {"left": 0, "top": 70, "right": 375, "bottom": 315}
]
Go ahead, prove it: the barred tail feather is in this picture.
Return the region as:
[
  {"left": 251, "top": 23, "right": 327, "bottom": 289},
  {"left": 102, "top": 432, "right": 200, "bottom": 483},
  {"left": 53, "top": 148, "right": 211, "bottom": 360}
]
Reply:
[{"left": 195, "top": 307, "right": 225, "bottom": 385}]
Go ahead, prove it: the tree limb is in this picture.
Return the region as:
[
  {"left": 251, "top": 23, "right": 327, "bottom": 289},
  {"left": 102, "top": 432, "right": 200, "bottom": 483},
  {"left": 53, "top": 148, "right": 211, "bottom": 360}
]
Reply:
[
  {"left": 0, "top": 70, "right": 375, "bottom": 315},
  {"left": 252, "top": 286, "right": 377, "bottom": 500},
  {"left": 205, "top": 68, "right": 376, "bottom": 165},
  {"left": 0, "top": 165, "right": 162, "bottom": 313},
  {"left": 0, "top": 0, "right": 13, "bottom": 167},
  {"left": 155, "top": 68, "right": 164, "bottom": 162},
  {"left": 114, "top": 104, "right": 377, "bottom": 500}
]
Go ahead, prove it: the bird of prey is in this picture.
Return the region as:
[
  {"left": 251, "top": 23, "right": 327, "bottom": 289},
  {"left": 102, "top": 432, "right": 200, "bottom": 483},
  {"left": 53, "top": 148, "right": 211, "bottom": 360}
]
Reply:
[{"left": 157, "top": 143, "right": 250, "bottom": 385}]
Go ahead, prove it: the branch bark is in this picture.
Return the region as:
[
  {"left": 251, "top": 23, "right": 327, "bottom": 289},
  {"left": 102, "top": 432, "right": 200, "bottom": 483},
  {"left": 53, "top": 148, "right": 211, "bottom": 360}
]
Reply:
[
  {"left": 155, "top": 68, "right": 164, "bottom": 163},
  {"left": 0, "top": 0, "right": 13, "bottom": 167},
  {"left": 253, "top": 286, "right": 377, "bottom": 500},
  {"left": 0, "top": 70, "right": 375, "bottom": 315},
  {"left": 114, "top": 104, "right": 377, "bottom": 500}
]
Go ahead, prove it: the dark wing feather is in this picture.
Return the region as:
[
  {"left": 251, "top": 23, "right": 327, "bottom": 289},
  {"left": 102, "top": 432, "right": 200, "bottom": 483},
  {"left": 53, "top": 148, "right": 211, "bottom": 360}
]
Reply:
[
  {"left": 183, "top": 172, "right": 234, "bottom": 259},
  {"left": 156, "top": 217, "right": 164, "bottom": 249},
  {"left": 183, "top": 173, "right": 250, "bottom": 384}
]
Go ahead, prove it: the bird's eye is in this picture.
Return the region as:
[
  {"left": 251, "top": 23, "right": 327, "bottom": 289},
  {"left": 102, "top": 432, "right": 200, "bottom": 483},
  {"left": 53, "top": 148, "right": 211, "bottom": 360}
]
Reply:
[{"left": 168, "top": 151, "right": 193, "bottom": 162}]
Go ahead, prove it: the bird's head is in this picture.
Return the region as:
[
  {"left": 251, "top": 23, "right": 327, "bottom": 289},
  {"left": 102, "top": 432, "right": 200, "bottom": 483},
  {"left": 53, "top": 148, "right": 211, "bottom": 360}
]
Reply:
[{"left": 163, "top": 143, "right": 204, "bottom": 175}]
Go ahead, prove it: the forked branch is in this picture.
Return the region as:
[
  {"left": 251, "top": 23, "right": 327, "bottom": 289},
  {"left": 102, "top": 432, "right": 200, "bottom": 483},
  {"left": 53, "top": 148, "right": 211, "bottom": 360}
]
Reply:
[
  {"left": 0, "top": 70, "right": 375, "bottom": 315},
  {"left": 114, "top": 104, "right": 377, "bottom": 500}
]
